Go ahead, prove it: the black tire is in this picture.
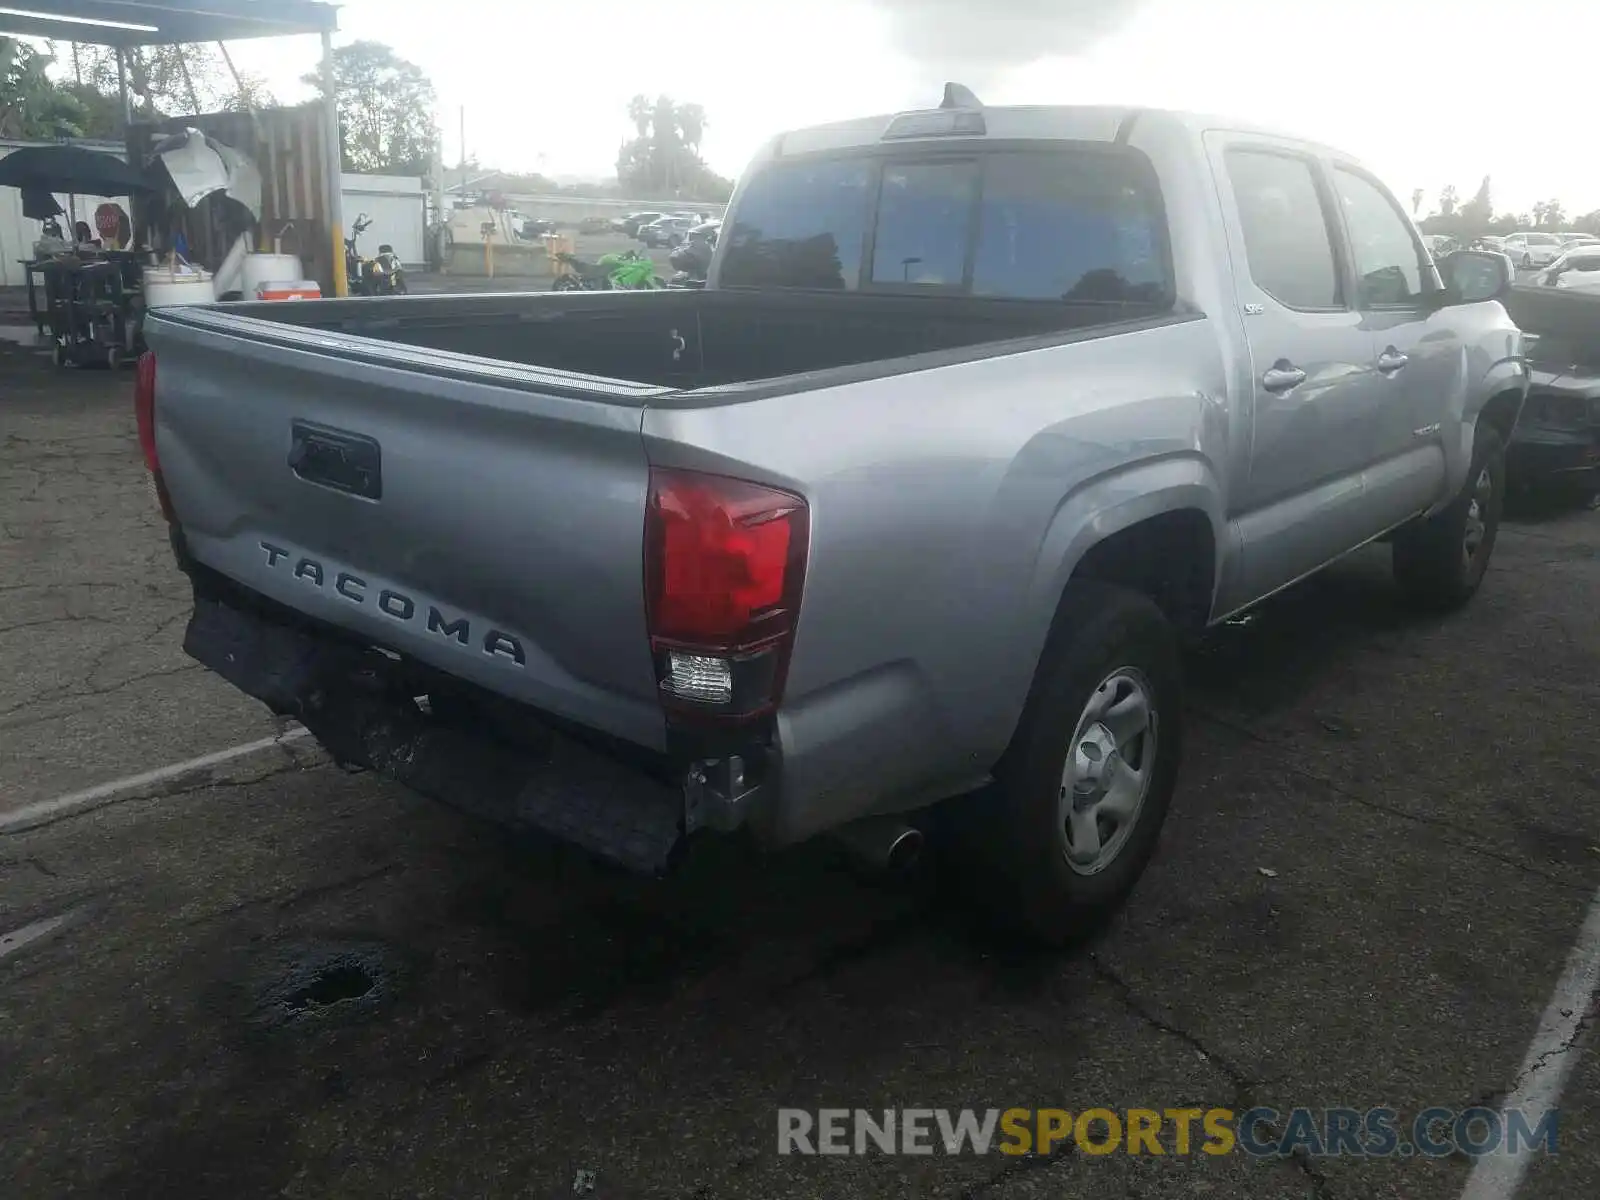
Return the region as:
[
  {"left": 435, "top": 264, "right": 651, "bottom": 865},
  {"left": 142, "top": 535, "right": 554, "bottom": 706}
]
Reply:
[
  {"left": 951, "top": 581, "right": 1183, "bottom": 946},
  {"left": 1392, "top": 424, "right": 1505, "bottom": 611},
  {"left": 552, "top": 275, "right": 584, "bottom": 292}
]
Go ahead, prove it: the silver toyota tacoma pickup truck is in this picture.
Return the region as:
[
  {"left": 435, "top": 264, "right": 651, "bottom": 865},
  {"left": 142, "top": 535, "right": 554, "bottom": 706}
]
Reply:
[{"left": 140, "top": 90, "right": 1527, "bottom": 943}]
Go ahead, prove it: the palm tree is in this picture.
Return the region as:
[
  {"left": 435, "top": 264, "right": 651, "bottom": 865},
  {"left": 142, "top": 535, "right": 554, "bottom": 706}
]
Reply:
[
  {"left": 677, "top": 103, "right": 707, "bottom": 155},
  {"left": 627, "top": 93, "right": 651, "bottom": 140},
  {"left": 650, "top": 94, "right": 678, "bottom": 191}
]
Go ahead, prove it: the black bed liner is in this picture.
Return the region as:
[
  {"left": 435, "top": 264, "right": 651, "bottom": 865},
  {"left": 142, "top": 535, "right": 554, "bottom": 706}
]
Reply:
[{"left": 178, "top": 286, "right": 1194, "bottom": 399}]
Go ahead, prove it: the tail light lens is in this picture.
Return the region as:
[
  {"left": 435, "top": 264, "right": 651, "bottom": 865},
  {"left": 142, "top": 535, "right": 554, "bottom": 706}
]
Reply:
[
  {"left": 134, "top": 351, "right": 158, "bottom": 471},
  {"left": 134, "top": 351, "right": 174, "bottom": 521},
  {"left": 644, "top": 467, "right": 809, "bottom": 722}
]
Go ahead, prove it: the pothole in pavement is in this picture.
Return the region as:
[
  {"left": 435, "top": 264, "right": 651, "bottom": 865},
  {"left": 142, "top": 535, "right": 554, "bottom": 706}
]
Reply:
[{"left": 244, "top": 941, "right": 400, "bottom": 1030}]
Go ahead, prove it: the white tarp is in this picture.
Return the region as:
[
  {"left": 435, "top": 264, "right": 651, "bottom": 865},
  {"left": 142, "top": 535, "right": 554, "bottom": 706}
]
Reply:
[{"left": 156, "top": 129, "right": 261, "bottom": 219}]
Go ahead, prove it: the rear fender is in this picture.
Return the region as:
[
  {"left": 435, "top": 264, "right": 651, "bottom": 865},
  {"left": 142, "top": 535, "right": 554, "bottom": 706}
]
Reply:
[
  {"left": 1028, "top": 454, "right": 1229, "bottom": 628},
  {"left": 965, "top": 453, "right": 1227, "bottom": 766},
  {"left": 1437, "top": 356, "right": 1528, "bottom": 509}
]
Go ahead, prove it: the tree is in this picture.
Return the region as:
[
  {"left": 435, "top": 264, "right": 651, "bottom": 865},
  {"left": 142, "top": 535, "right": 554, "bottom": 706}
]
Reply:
[
  {"left": 56, "top": 81, "right": 122, "bottom": 137},
  {"left": 51, "top": 42, "right": 272, "bottom": 130},
  {"left": 1, "top": 38, "right": 89, "bottom": 138},
  {"left": 1437, "top": 184, "right": 1458, "bottom": 217},
  {"left": 1459, "top": 175, "right": 1493, "bottom": 230},
  {"left": 626, "top": 93, "right": 651, "bottom": 139},
  {"left": 1532, "top": 199, "right": 1567, "bottom": 229},
  {"left": 306, "top": 41, "right": 437, "bottom": 176},
  {"left": 615, "top": 94, "right": 731, "bottom": 202},
  {"left": 677, "top": 103, "right": 707, "bottom": 154}
]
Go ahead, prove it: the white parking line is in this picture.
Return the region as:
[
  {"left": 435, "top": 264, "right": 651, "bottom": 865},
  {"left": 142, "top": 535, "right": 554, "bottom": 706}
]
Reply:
[
  {"left": 0, "top": 727, "right": 312, "bottom": 833},
  {"left": 0, "top": 911, "right": 77, "bottom": 961},
  {"left": 1460, "top": 886, "right": 1600, "bottom": 1200}
]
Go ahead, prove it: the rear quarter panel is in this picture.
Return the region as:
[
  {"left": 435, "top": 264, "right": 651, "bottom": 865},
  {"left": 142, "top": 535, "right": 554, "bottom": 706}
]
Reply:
[{"left": 643, "top": 318, "right": 1230, "bottom": 842}]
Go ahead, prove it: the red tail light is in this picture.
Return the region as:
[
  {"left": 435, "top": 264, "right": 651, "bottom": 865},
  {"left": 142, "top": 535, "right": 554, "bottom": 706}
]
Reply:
[
  {"left": 133, "top": 351, "right": 174, "bottom": 522},
  {"left": 644, "top": 467, "right": 809, "bottom": 721},
  {"left": 135, "top": 351, "right": 159, "bottom": 472}
]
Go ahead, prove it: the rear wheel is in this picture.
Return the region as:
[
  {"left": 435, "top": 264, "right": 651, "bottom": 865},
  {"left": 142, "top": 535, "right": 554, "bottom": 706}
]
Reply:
[
  {"left": 1392, "top": 424, "right": 1505, "bottom": 610},
  {"left": 952, "top": 581, "right": 1183, "bottom": 946},
  {"left": 552, "top": 274, "right": 585, "bottom": 292}
]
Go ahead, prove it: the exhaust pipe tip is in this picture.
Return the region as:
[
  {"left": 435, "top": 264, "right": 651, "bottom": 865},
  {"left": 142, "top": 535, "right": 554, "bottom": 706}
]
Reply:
[
  {"left": 883, "top": 826, "right": 924, "bottom": 873},
  {"left": 832, "top": 817, "right": 925, "bottom": 874}
]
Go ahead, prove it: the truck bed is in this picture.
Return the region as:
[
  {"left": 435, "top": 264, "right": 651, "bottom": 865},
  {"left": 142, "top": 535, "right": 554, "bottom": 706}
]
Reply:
[{"left": 179, "top": 288, "right": 1168, "bottom": 396}]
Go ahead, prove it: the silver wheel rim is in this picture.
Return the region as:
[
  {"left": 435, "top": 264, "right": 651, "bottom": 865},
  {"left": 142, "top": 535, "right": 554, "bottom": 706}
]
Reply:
[
  {"left": 1464, "top": 465, "right": 1493, "bottom": 566},
  {"left": 1059, "top": 667, "right": 1157, "bottom": 876}
]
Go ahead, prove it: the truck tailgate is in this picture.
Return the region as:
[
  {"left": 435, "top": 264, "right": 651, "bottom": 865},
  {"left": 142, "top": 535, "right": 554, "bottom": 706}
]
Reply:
[{"left": 146, "top": 311, "right": 670, "bottom": 752}]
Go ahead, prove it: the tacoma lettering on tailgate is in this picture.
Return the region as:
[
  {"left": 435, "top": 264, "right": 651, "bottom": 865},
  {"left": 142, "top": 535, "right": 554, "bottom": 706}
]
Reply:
[{"left": 259, "top": 541, "right": 526, "bottom": 666}]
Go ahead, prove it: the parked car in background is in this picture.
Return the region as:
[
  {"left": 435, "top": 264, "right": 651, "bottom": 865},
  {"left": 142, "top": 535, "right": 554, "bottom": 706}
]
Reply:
[
  {"left": 1422, "top": 234, "right": 1460, "bottom": 257},
  {"left": 639, "top": 215, "right": 694, "bottom": 247},
  {"left": 1502, "top": 231, "right": 1564, "bottom": 268},
  {"left": 1532, "top": 243, "right": 1600, "bottom": 293},
  {"left": 519, "top": 216, "right": 557, "bottom": 239},
  {"left": 579, "top": 216, "right": 613, "bottom": 234},
  {"left": 617, "top": 211, "right": 665, "bottom": 237},
  {"left": 1502, "top": 289, "right": 1600, "bottom": 494},
  {"left": 1559, "top": 234, "right": 1599, "bottom": 252},
  {"left": 1470, "top": 235, "right": 1506, "bottom": 253}
]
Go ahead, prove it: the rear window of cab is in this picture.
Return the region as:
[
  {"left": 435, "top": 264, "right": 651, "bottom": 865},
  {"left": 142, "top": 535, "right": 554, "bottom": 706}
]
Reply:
[{"left": 718, "top": 146, "right": 1174, "bottom": 306}]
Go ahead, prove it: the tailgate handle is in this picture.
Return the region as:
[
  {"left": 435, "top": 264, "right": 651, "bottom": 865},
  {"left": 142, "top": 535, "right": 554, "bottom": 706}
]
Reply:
[{"left": 289, "top": 421, "right": 383, "bottom": 500}]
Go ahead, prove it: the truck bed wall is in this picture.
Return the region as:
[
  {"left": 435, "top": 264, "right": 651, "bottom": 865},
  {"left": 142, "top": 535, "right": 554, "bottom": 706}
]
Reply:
[{"left": 229, "top": 290, "right": 1138, "bottom": 389}]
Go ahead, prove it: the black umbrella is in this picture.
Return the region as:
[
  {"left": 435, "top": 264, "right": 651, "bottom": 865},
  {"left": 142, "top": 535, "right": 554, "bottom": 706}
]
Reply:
[{"left": 0, "top": 145, "right": 153, "bottom": 196}]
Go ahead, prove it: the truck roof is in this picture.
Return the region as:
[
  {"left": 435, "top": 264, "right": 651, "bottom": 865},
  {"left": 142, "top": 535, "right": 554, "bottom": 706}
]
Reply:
[{"left": 767, "top": 102, "right": 1338, "bottom": 161}]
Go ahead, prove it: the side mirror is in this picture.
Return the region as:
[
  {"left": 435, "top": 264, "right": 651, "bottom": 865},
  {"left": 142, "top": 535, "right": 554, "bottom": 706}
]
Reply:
[{"left": 1437, "top": 249, "right": 1514, "bottom": 305}]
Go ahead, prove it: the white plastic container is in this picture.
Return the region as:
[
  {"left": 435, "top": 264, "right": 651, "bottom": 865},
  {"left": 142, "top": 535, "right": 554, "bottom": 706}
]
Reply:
[
  {"left": 241, "top": 253, "right": 305, "bottom": 299},
  {"left": 142, "top": 265, "right": 215, "bottom": 308}
]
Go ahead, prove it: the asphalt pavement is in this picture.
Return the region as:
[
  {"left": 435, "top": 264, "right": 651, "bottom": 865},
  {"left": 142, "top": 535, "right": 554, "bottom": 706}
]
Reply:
[{"left": 2, "top": 340, "right": 1599, "bottom": 1199}]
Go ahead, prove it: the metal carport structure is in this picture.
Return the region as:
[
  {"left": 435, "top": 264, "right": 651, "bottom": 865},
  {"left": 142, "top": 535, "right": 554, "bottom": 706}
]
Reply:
[{"left": 0, "top": 1, "right": 349, "bottom": 294}]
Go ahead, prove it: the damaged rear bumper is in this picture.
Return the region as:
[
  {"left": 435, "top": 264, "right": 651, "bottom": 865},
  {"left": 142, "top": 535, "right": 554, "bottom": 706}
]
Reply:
[{"left": 181, "top": 585, "right": 765, "bottom": 874}]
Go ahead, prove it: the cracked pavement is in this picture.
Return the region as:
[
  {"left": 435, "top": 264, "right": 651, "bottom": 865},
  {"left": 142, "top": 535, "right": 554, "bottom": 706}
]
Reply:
[{"left": 3, "top": 343, "right": 1600, "bottom": 1198}]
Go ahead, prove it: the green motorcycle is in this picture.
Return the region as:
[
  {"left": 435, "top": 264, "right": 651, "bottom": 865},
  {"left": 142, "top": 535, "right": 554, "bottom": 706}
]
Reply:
[{"left": 552, "top": 250, "right": 664, "bottom": 291}]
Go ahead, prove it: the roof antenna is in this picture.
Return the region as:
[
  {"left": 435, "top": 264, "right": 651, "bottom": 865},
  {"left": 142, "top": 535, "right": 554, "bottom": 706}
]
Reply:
[{"left": 940, "top": 82, "right": 983, "bottom": 110}]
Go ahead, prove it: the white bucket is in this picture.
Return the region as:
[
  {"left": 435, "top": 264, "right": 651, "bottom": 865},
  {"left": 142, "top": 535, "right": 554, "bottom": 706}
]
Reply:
[
  {"left": 241, "top": 253, "right": 305, "bottom": 299},
  {"left": 143, "top": 265, "right": 215, "bottom": 308}
]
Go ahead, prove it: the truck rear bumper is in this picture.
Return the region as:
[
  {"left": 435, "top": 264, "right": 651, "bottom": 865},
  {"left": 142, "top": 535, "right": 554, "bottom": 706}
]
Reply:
[{"left": 182, "top": 589, "right": 718, "bottom": 874}]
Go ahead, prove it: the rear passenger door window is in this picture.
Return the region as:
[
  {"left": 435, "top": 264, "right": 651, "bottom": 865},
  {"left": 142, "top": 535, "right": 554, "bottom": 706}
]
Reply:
[
  {"left": 1224, "top": 149, "right": 1342, "bottom": 310},
  {"left": 973, "top": 151, "right": 1169, "bottom": 303},
  {"left": 1331, "top": 167, "right": 1427, "bottom": 307},
  {"left": 869, "top": 160, "right": 977, "bottom": 286}
]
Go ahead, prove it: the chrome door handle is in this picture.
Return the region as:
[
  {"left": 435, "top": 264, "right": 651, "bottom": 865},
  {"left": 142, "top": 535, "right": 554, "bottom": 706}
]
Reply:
[
  {"left": 1377, "top": 348, "right": 1410, "bottom": 373},
  {"left": 1261, "top": 363, "right": 1307, "bottom": 393}
]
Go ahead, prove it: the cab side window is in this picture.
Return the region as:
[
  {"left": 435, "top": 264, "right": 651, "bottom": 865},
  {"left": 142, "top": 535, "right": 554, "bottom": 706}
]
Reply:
[
  {"left": 1225, "top": 149, "right": 1342, "bottom": 311},
  {"left": 1333, "top": 167, "right": 1427, "bottom": 307}
]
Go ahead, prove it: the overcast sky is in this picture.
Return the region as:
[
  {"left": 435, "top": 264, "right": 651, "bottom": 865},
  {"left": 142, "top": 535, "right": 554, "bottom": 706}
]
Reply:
[{"left": 220, "top": 0, "right": 1594, "bottom": 217}]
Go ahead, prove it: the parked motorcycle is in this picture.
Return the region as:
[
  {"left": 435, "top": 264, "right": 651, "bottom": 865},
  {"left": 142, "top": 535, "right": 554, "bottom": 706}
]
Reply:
[
  {"left": 345, "top": 213, "right": 407, "bottom": 296},
  {"left": 551, "top": 250, "right": 663, "bottom": 291},
  {"left": 666, "top": 222, "right": 717, "bottom": 289}
]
